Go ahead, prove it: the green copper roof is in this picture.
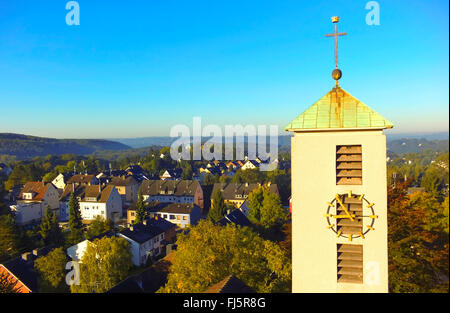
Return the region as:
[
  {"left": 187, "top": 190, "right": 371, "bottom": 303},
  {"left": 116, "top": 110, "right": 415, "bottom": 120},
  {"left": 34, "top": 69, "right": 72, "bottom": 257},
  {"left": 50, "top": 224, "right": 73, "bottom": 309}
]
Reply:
[{"left": 285, "top": 86, "right": 394, "bottom": 131}]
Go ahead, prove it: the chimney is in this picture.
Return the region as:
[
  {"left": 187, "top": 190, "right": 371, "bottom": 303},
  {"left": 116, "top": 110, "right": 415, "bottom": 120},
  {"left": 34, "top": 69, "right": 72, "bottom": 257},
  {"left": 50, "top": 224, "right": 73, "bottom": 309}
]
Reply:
[{"left": 21, "top": 252, "right": 33, "bottom": 262}]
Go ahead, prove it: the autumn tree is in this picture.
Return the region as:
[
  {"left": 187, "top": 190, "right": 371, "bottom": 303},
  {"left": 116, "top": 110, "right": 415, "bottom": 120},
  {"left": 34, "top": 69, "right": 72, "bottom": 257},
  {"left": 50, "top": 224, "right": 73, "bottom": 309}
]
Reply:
[
  {"left": 208, "top": 189, "right": 227, "bottom": 223},
  {"left": 71, "top": 237, "right": 132, "bottom": 293},
  {"left": 158, "top": 220, "right": 291, "bottom": 293},
  {"left": 85, "top": 216, "right": 113, "bottom": 239},
  {"left": 34, "top": 247, "right": 68, "bottom": 292},
  {"left": 388, "top": 182, "right": 449, "bottom": 293},
  {"left": 0, "top": 214, "right": 20, "bottom": 262},
  {"left": 248, "top": 186, "right": 289, "bottom": 230}
]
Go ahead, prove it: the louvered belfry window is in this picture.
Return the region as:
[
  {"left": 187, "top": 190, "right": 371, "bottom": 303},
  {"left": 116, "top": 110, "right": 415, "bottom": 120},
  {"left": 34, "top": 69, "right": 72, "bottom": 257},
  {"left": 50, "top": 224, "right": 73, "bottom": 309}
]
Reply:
[
  {"left": 336, "top": 145, "right": 362, "bottom": 185},
  {"left": 337, "top": 244, "right": 363, "bottom": 284}
]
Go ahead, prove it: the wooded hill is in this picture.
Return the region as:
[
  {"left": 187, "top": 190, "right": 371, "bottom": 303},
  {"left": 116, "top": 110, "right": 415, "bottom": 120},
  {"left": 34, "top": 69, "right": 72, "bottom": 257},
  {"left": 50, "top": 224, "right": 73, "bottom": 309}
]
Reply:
[{"left": 0, "top": 133, "right": 130, "bottom": 160}]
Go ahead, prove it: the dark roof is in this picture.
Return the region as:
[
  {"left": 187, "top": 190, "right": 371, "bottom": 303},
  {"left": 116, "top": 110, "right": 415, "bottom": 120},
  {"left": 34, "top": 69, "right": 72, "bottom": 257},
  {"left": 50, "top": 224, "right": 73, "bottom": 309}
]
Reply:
[
  {"left": 204, "top": 275, "right": 255, "bottom": 293},
  {"left": 88, "top": 230, "right": 115, "bottom": 242},
  {"left": 109, "top": 175, "right": 139, "bottom": 187},
  {"left": 120, "top": 223, "right": 165, "bottom": 244},
  {"left": 1, "top": 258, "right": 39, "bottom": 292},
  {"left": 106, "top": 279, "right": 144, "bottom": 293},
  {"left": 142, "top": 217, "right": 176, "bottom": 232},
  {"left": 67, "top": 174, "right": 96, "bottom": 185},
  {"left": 218, "top": 209, "right": 252, "bottom": 227},
  {"left": 212, "top": 183, "right": 279, "bottom": 201},
  {"left": 140, "top": 180, "right": 200, "bottom": 197},
  {"left": 126, "top": 165, "right": 145, "bottom": 175},
  {"left": 149, "top": 203, "right": 198, "bottom": 215},
  {"left": 161, "top": 168, "right": 182, "bottom": 178}
]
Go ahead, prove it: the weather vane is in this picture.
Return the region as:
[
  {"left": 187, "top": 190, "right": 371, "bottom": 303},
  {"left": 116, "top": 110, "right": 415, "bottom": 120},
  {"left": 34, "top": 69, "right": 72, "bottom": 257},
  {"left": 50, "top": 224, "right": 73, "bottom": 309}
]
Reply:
[{"left": 325, "top": 16, "right": 347, "bottom": 86}]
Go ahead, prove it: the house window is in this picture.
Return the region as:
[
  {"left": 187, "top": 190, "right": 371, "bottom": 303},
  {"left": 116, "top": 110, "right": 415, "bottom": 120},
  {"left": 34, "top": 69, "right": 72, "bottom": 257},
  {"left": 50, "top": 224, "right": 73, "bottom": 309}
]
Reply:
[
  {"left": 336, "top": 145, "right": 362, "bottom": 185},
  {"left": 337, "top": 244, "right": 363, "bottom": 284},
  {"left": 176, "top": 215, "right": 180, "bottom": 220},
  {"left": 131, "top": 212, "right": 135, "bottom": 217},
  {"left": 170, "top": 215, "right": 175, "bottom": 220},
  {"left": 183, "top": 216, "right": 187, "bottom": 221}
]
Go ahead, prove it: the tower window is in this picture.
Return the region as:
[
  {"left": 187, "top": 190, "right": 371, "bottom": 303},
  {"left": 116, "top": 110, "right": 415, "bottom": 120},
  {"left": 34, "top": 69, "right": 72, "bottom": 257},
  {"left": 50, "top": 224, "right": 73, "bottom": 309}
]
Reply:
[
  {"left": 336, "top": 145, "right": 362, "bottom": 185},
  {"left": 337, "top": 244, "right": 363, "bottom": 284}
]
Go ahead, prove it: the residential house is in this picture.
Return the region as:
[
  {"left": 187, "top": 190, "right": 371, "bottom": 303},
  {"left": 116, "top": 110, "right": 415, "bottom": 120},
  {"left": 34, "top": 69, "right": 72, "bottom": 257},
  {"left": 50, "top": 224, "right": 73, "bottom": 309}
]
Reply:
[
  {"left": 160, "top": 168, "right": 182, "bottom": 181},
  {"left": 211, "top": 182, "right": 279, "bottom": 208},
  {"left": 78, "top": 185, "right": 123, "bottom": 221},
  {"left": 51, "top": 173, "right": 73, "bottom": 193},
  {"left": 118, "top": 220, "right": 168, "bottom": 266},
  {"left": 59, "top": 184, "right": 86, "bottom": 221},
  {"left": 240, "top": 160, "right": 259, "bottom": 170},
  {"left": 10, "top": 182, "right": 60, "bottom": 225},
  {"left": 108, "top": 175, "right": 140, "bottom": 207},
  {"left": 140, "top": 180, "right": 204, "bottom": 208},
  {"left": 125, "top": 165, "right": 152, "bottom": 182},
  {"left": 148, "top": 203, "right": 202, "bottom": 229}
]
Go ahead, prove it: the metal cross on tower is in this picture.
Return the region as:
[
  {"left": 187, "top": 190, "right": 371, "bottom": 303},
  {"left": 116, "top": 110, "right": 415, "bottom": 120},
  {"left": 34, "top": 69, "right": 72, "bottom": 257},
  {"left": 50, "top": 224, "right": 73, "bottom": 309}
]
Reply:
[{"left": 325, "top": 16, "right": 347, "bottom": 85}]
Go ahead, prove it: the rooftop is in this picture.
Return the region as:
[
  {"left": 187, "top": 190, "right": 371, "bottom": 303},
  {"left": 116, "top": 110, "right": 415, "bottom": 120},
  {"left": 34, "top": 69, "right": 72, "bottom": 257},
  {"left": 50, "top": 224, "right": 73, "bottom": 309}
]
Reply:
[{"left": 285, "top": 86, "right": 394, "bottom": 132}]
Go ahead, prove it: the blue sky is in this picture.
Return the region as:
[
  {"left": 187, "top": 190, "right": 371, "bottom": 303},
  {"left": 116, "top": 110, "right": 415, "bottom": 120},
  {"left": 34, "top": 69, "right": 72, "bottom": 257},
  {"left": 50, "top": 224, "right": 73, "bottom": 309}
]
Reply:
[{"left": 0, "top": 0, "right": 448, "bottom": 138}]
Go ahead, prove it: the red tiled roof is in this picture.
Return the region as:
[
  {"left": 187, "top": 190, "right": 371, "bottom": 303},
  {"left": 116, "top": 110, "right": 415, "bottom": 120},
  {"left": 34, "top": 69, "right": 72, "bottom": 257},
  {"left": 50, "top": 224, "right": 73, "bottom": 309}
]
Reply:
[{"left": 18, "top": 182, "right": 50, "bottom": 201}]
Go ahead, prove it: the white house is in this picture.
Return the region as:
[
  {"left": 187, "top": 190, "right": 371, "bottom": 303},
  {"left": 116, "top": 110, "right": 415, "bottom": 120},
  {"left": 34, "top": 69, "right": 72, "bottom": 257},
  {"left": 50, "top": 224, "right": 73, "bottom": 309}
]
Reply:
[
  {"left": 78, "top": 185, "right": 122, "bottom": 222},
  {"left": 51, "top": 173, "right": 73, "bottom": 193},
  {"left": 118, "top": 221, "right": 165, "bottom": 266},
  {"left": 148, "top": 203, "right": 202, "bottom": 229},
  {"left": 10, "top": 182, "right": 60, "bottom": 225}
]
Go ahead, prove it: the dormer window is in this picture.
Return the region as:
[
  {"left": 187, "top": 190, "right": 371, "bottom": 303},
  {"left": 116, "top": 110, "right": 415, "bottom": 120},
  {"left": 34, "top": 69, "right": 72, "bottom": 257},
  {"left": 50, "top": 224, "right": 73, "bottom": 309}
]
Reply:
[{"left": 23, "top": 192, "right": 34, "bottom": 200}]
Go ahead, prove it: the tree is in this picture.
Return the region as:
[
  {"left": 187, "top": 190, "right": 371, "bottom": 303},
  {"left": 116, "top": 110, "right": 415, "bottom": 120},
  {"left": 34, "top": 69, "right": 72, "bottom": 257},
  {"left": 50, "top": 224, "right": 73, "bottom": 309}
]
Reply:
[
  {"left": 85, "top": 216, "right": 113, "bottom": 239},
  {"left": 158, "top": 220, "right": 291, "bottom": 293},
  {"left": 42, "top": 171, "right": 58, "bottom": 183},
  {"left": 181, "top": 163, "right": 193, "bottom": 180},
  {"left": 0, "top": 271, "right": 20, "bottom": 293},
  {"left": 39, "top": 206, "right": 63, "bottom": 246},
  {"left": 34, "top": 247, "right": 68, "bottom": 292},
  {"left": 67, "top": 192, "right": 84, "bottom": 245},
  {"left": 388, "top": 183, "right": 449, "bottom": 293},
  {"left": 0, "top": 214, "right": 20, "bottom": 262},
  {"left": 71, "top": 237, "right": 132, "bottom": 293},
  {"left": 248, "top": 187, "right": 289, "bottom": 230},
  {"left": 134, "top": 191, "right": 146, "bottom": 224},
  {"left": 208, "top": 189, "right": 227, "bottom": 223}
]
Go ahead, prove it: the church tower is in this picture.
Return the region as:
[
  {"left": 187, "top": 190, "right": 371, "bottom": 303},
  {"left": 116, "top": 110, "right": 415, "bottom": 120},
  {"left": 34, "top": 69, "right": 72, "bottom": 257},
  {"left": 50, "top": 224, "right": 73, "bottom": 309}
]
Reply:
[{"left": 286, "top": 17, "right": 393, "bottom": 292}]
